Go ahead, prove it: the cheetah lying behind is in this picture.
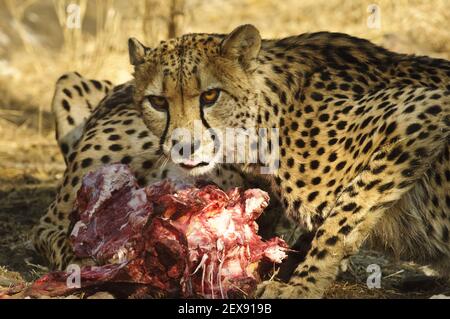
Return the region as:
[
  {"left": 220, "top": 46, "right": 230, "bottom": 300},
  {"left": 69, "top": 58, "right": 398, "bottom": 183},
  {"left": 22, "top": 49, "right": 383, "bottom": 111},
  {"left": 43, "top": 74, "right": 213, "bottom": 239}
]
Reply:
[{"left": 33, "top": 24, "right": 450, "bottom": 298}]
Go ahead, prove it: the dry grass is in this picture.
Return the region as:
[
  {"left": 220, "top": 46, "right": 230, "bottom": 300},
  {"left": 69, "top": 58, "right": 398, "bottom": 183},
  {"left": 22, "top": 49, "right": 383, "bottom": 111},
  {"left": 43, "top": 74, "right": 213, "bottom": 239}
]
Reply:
[{"left": 0, "top": 0, "right": 448, "bottom": 125}]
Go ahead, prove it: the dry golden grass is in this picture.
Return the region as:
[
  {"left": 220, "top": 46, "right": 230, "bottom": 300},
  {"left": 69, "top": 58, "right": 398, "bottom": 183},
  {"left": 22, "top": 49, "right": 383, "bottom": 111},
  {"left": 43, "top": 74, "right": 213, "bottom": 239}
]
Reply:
[{"left": 1, "top": 0, "right": 448, "bottom": 127}]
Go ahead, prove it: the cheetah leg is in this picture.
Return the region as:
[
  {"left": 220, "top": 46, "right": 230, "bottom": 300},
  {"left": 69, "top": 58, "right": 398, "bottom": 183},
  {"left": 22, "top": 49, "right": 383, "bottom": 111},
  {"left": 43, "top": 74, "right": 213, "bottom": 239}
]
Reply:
[
  {"left": 31, "top": 215, "right": 76, "bottom": 270},
  {"left": 257, "top": 112, "right": 450, "bottom": 298},
  {"left": 52, "top": 72, "right": 113, "bottom": 164},
  {"left": 31, "top": 73, "right": 113, "bottom": 269}
]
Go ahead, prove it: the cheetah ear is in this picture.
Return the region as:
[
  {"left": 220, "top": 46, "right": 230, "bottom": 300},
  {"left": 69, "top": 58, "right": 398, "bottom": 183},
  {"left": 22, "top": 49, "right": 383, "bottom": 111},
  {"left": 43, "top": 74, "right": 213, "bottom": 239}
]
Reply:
[
  {"left": 128, "top": 37, "right": 150, "bottom": 66},
  {"left": 220, "top": 24, "right": 261, "bottom": 72}
]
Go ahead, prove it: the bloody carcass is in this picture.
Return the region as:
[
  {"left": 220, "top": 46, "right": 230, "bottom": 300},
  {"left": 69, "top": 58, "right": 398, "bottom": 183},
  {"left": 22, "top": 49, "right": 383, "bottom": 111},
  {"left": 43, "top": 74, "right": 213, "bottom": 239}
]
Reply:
[{"left": 28, "top": 164, "right": 288, "bottom": 298}]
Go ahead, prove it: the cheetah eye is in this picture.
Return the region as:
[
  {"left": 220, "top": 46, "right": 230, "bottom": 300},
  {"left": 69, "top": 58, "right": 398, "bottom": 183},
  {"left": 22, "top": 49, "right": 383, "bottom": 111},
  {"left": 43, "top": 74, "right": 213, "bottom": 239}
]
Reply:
[
  {"left": 147, "top": 95, "right": 168, "bottom": 111},
  {"left": 200, "top": 89, "right": 221, "bottom": 107}
]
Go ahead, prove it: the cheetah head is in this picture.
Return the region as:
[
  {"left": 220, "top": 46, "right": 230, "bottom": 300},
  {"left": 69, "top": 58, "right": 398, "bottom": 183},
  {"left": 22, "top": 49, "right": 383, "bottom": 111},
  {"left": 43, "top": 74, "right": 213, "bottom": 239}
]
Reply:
[{"left": 129, "top": 25, "right": 262, "bottom": 176}]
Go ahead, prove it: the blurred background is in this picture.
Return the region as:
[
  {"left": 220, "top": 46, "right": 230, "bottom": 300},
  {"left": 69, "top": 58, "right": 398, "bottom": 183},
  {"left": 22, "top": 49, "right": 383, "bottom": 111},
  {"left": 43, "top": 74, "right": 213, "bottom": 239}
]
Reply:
[{"left": 0, "top": 0, "right": 450, "bottom": 297}]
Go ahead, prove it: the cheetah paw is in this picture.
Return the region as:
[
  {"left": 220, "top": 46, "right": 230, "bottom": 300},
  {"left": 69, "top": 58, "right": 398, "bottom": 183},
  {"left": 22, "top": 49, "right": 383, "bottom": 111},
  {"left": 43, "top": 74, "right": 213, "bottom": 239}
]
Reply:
[{"left": 255, "top": 280, "right": 308, "bottom": 299}]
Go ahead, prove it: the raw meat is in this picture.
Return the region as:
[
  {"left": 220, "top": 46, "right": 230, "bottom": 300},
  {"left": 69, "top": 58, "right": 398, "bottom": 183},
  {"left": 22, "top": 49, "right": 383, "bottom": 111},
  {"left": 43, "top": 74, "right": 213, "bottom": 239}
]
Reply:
[{"left": 27, "top": 164, "right": 288, "bottom": 298}]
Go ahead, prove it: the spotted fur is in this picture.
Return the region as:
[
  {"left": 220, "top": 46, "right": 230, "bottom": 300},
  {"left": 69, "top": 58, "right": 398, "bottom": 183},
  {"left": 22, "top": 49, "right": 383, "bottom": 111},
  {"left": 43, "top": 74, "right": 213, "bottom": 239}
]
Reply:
[{"left": 126, "top": 25, "right": 450, "bottom": 298}]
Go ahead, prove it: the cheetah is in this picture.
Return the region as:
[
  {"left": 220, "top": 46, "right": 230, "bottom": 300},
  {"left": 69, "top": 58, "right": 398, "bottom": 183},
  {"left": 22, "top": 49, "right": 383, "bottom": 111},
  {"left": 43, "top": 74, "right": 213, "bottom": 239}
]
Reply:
[
  {"left": 126, "top": 24, "right": 450, "bottom": 298},
  {"left": 31, "top": 72, "right": 245, "bottom": 269}
]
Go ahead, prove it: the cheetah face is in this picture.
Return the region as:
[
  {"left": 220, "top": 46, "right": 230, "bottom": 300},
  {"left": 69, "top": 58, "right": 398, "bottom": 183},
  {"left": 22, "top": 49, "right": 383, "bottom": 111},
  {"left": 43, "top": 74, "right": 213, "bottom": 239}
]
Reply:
[{"left": 129, "top": 25, "right": 262, "bottom": 176}]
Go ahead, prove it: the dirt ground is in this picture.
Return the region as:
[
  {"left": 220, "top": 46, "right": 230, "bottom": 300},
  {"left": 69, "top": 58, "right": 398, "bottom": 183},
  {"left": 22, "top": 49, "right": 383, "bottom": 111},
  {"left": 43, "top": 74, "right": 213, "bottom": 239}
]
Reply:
[{"left": 1, "top": 109, "right": 450, "bottom": 299}]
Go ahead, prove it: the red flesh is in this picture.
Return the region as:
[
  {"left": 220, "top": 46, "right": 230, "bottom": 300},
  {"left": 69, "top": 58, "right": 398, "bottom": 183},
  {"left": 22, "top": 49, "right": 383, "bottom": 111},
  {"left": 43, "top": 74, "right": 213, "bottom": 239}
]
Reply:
[{"left": 27, "top": 164, "right": 288, "bottom": 298}]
